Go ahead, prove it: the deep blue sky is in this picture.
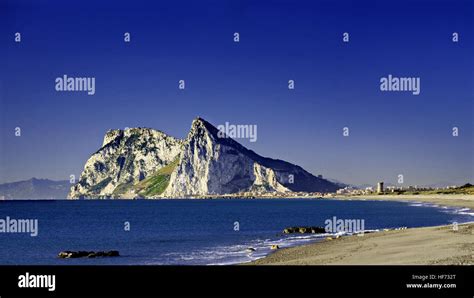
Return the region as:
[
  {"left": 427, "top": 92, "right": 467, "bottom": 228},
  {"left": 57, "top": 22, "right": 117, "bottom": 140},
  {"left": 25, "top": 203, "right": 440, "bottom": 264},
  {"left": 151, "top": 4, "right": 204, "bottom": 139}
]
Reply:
[{"left": 0, "top": 0, "right": 473, "bottom": 186}]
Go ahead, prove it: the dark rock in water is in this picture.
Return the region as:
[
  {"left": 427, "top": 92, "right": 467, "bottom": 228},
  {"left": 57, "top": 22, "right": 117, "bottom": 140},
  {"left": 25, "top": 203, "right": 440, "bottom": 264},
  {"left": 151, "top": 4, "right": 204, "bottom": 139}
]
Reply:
[
  {"left": 283, "top": 226, "right": 326, "bottom": 234},
  {"left": 106, "top": 250, "right": 120, "bottom": 257},
  {"left": 58, "top": 250, "right": 120, "bottom": 259},
  {"left": 58, "top": 251, "right": 71, "bottom": 258}
]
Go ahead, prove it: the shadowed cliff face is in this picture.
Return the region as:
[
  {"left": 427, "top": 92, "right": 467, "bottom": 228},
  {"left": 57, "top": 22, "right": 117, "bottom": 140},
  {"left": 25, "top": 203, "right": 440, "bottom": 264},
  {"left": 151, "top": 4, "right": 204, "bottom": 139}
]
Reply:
[{"left": 69, "top": 118, "right": 339, "bottom": 199}]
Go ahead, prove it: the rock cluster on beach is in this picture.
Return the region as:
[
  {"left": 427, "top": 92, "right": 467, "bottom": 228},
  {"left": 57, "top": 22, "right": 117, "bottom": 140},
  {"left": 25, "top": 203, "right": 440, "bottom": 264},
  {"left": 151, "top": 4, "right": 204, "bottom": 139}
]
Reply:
[
  {"left": 58, "top": 250, "right": 120, "bottom": 258},
  {"left": 69, "top": 117, "right": 339, "bottom": 199},
  {"left": 283, "top": 226, "right": 326, "bottom": 234}
]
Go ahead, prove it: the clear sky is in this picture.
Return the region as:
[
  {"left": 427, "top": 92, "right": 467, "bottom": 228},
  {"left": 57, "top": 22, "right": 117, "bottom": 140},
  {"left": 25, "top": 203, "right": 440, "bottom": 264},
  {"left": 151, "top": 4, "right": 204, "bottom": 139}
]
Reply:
[{"left": 0, "top": 0, "right": 472, "bottom": 187}]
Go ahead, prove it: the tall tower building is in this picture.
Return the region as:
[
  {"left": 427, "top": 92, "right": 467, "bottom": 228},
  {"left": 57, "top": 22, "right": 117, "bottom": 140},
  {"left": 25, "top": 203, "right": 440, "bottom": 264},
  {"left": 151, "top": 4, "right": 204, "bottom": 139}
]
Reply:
[{"left": 377, "top": 182, "right": 384, "bottom": 194}]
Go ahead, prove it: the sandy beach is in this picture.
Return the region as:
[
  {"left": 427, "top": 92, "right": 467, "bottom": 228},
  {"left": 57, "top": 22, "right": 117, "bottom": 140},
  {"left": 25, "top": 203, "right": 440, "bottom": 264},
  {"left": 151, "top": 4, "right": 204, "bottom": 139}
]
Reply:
[
  {"left": 250, "top": 195, "right": 474, "bottom": 265},
  {"left": 341, "top": 194, "right": 474, "bottom": 209}
]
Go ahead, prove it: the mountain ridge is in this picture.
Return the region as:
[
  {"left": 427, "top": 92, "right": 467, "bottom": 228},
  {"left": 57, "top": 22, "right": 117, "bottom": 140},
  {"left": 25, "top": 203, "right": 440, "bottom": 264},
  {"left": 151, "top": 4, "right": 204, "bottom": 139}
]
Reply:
[
  {"left": 68, "top": 117, "right": 340, "bottom": 198},
  {"left": 0, "top": 178, "right": 70, "bottom": 199}
]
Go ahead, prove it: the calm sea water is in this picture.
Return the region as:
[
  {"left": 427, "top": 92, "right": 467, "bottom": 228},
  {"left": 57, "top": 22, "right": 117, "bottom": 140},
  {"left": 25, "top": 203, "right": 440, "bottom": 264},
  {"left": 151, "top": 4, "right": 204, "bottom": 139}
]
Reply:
[{"left": 0, "top": 199, "right": 472, "bottom": 265}]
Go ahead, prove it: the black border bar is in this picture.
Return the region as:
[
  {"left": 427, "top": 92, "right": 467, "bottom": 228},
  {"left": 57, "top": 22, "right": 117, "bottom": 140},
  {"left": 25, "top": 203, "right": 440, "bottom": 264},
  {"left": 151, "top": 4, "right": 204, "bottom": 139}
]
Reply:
[{"left": 0, "top": 265, "right": 472, "bottom": 297}]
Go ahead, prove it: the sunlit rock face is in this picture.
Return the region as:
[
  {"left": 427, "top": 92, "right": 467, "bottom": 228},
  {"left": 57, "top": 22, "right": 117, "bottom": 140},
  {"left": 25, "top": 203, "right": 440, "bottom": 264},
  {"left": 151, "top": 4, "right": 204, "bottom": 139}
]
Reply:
[
  {"left": 68, "top": 128, "right": 182, "bottom": 198},
  {"left": 69, "top": 118, "right": 339, "bottom": 199}
]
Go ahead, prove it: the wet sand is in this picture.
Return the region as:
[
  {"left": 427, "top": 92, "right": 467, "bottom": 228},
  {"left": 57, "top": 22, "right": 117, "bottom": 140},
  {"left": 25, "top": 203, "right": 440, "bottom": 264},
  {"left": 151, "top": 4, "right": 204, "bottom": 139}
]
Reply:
[
  {"left": 250, "top": 195, "right": 474, "bottom": 265},
  {"left": 250, "top": 223, "right": 474, "bottom": 265}
]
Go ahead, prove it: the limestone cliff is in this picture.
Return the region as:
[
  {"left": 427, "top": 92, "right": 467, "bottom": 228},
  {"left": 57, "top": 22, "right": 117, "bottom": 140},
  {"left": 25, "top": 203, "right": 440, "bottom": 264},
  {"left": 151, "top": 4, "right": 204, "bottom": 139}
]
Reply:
[{"left": 68, "top": 118, "right": 339, "bottom": 198}]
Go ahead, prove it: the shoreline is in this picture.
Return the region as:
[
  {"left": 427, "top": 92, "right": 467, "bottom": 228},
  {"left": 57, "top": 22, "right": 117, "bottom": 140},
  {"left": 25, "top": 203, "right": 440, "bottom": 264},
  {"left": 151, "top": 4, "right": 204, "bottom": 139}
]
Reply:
[
  {"left": 248, "top": 194, "right": 474, "bottom": 265},
  {"left": 339, "top": 194, "right": 474, "bottom": 209},
  {"left": 1, "top": 195, "right": 473, "bottom": 265}
]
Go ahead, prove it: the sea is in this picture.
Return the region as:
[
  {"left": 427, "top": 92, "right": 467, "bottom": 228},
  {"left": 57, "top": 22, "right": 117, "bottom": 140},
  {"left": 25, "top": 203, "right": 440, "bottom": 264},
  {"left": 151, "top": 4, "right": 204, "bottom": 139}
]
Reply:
[{"left": 0, "top": 199, "right": 472, "bottom": 265}]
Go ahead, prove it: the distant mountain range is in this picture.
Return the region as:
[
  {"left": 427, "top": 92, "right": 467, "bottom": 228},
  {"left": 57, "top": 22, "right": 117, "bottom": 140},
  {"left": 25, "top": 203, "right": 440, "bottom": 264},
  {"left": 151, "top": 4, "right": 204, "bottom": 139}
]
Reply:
[
  {"left": 0, "top": 178, "right": 70, "bottom": 200},
  {"left": 69, "top": 117, "right": 340, "bottom": 199}
]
